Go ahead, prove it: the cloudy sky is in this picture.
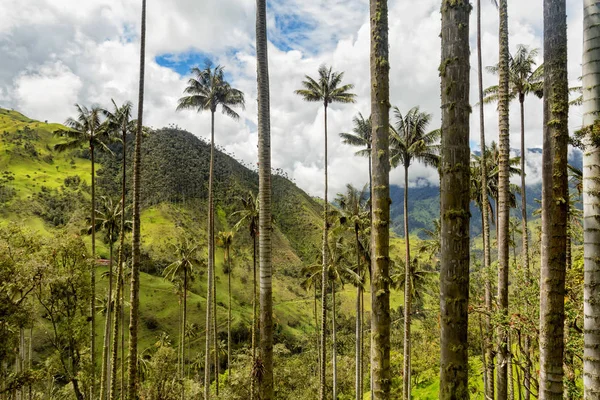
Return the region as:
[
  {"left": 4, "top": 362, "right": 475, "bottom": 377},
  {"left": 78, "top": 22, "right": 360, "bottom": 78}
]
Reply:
[{"left": 0, "top": 0, "right": 584, "bottom": 198}]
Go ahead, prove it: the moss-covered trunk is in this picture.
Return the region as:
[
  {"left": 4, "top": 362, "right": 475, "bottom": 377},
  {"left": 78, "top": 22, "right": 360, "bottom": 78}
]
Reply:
[
  {"left": 369, "top": 0, "right": 391, "bottom": 397},
  {"left": 127, "top": 1, "right": 145, "bottom": 398},
  {"left": 582, "top": 1, "right": 600, "bottom": 397},
  {"left": 256, "top": 0, "right": 274, "bottom": 397},
  {"left": 439, "top": 1, "right": 471, "bottom": 399},
  {"left": 539, "top": 0, "right": 569, "bottom": 397}
]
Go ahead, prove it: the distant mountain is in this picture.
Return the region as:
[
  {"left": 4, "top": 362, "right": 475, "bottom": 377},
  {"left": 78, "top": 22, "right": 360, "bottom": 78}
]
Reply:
[{"left": 389, "top": 148, "right": 582, "bottom": 237}]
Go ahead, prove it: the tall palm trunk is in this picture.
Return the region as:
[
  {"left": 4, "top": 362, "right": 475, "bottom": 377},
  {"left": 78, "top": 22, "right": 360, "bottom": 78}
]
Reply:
[
  {"left": 496, "top": 1, "right": 511, "bottom": 398},
  {"left": 109, "top": 126, "right": 127, "bottom": 400},
  {"left": 127, "top": 1, "right": 146, "bottom": 397},
  {"left": 369, "top": 0, "right": 391, "bottom": 397},
  {"left": 182, "top": 269, "right": 187, "bottom": 400},
  {"left": 204, "top": 110, "right": 216, "bottom": 400},
  {"left": 518, "top": 93, "right": 533, "bottom": 400},
  {"left": 355, "top": 227, "right": 362, "bottom": 400},
  {"left": 332, "top": 281, "right": 338, "bottom": 400},
  {"left": 582, "top": 1, "right": 600, "bottom": 397},
  {"left": 319, "top": 102, "right": 329, "bottom": 400},
  {"left": 477, "top": 0, "right": 494, "bottom": 397},
  {"left": 256, "top": 1, "right": 273, "bottom": 397},
  {"left": 227, "top": 248, "right": 231, "bottom": 378},
  {"left": 355, "top": 284, "right": 361, "bottom": 400},
  {"left": 100, "top": 243, "right": 114, "bottom": 400},
  {"left": 250, "top": 235, "right": 257, "bottom": 400},
  {"left": 213, "top": 264, "right": 219, "bottom": 396},
  {"left": 439, "top": 1, "right": 471, "bottom": 398},
  {"left": 539, "top": 0, "right": 569, "bottom": 397},
  {"left": 91, "top": 142, "right": 97, "bottom": 400},
  {"left": 402, "top": 164, "right": 412, "bottom": 400}
]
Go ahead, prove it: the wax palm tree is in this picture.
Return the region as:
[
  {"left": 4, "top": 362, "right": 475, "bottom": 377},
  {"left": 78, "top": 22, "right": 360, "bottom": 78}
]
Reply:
[
  {"left": 439, "top": 1, "right": 471, "bottom": 398},
  {"left": 328, "top": 226, "right": 361, "bottom": 400},
  {"left": 92, "top": 196, "right": 128, "bottom": 400},
  {"left": 102, "top": 99, "right": 135, "bottom": 400},
  {"left": 336, "top": 184, "right": 370, "bottom": 400},
  {"left": 232, "top": 191, "right": 259, "bottom": 398},
  {"left": 484, "top": 44, "right": 543, "bottom": 295},
  {"left": 295, "top": 66, "right": 355, "bottom": 398},
  {"left": 176, "top": 62, "right": 244, "bottom": 398},
  {"left": 163, "top": 236, "right": 202, "bottom": 399},
  {"left": 216, "top": 231, "right": 234, "bottom": 376},
  {"left": 389, "top": 106, "right": 439, "bottom": 399},
  {"left": 339, "top": 114, "right": 372, "bottom": 207},
  {"left": 476, "top": 2, "right": 497, "bottom": 396},
  {"left": 256, "top": 2, "right": 274, "bottom": 397},
  {"left": 54, "top": 104, "right": 111, "bottom": 396},
  {"left": 495, "top": 1, "right": 511, "bottom": 395},
  {"left": 582, "top": 3, "right": 600, "bottom": 397},
  {"left": 128, "top": 1, "right": 147, "bottom": 398},
  {"left": 300, "top": 262, "right": 323, "bottom": 369},
  {"left": 539, "top": 0, "right": 569, "bottom": 397},
  {"left": 369, "top": 0, "right": 391, "bottom": 396},
  {"left": 419, "top": 219, "right": 441, "bottom": 262}
]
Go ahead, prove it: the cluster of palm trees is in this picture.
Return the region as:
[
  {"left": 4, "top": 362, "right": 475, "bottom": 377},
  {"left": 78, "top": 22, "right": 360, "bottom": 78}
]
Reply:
[{"left": 48, "top": 0, "right": 600, "bottom": 399}]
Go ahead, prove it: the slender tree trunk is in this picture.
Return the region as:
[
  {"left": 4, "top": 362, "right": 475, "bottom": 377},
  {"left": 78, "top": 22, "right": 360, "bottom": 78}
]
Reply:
[
  {"left": 319, "top": 103, "right": 329, "bottom": 400},
  {"left": 518, "top": 96, "right": 530, "bottom": 280},
  {"left": 91, "top": 142, "right": 97, "bottom": 400},
  {"left": 496, "top": 1, "right": 511, "bottom": 398},
  {"left": 356, "top": 284, "right": 362, "bottom": 400},
  {"left": 439, "top": 1, "right": 471, "bottom": 398},
  {"left": 508, "top": 333, "right": 514, "bottom": 400},
  {"left": 332, "top": 281, "right": 337, "bottom": 400},
  {"left": 355, "top": 226, "right": 362, "bottom": 400},
  {"left": 582, "top": 1, "right": 600, "bottom": 397},
  {"left": 109, "top": 129, "right": 127, "bottom": 400},
  {"left": 403, "top": 164, "right": 412, "bottom": 400},
  {"left": 256, "top": 0, "right": 274, "bottom": 396},
  {"left": 539, "top": 0, "right": 569, "bottom": 397},
  {"left": 315, "top": 283, "right": 320, "bottom": 371},
  {"left": 128, "top": 0, "right": 145, "bottom": 398},
  {"left": 120, "top": 281, "right": 125, "bottom": 400},
  {"left": 524, "top": 335, "right": 531, "bottom": 400},
  {"left": 182, "top": 269, "right": 187, "bottom": 400},
  {"left": 477, "top": 1, "right": 494, "bottom": 397},
  {"left": 100, "top": 243, "right": 114, "bottom": 400},
  {"left": 360, "top": 285, "right": 364, "bottom": 398},
  {"left": 204, "top": 110, "right": 215, "bottom": 400},
  {"left": 227, "top": 247, "right": 231, "bottom": 379},
  {"left": 250, "top": 235, "right": 256, "bottom": 400},
  {"left": 370, "top": 0, "right": 391, "bottom": 396},
  {"left": 213, "top": 260, "right": 219, "bottom": 396}
]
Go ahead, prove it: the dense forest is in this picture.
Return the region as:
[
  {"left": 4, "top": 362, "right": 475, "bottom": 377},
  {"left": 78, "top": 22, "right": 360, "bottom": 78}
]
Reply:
[{"left": 1, "top": 0, "right": 599, "bottom": 400}]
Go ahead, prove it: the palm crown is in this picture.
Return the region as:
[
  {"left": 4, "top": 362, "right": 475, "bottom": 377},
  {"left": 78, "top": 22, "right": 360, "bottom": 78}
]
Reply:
[
  {"left": 483, "top": 44, "right": 544, "bottom": 104},
  {"left": 295, "top": 64, "right": 356, "bottom": 106},
  {"left": 102, "top": 99, "right": 136, "bottom": 139},
  {"left": 54, "top": 104, "right": 112, "bottom": 152},
  {"left": 339, "top": 113, "right": 371, "bottom": 157},
  {"left": 389, "top": 106, "right": 440, "bottom": 169},
  {"left": 177, "top": 63, "right": 245, "bottom": 117}
]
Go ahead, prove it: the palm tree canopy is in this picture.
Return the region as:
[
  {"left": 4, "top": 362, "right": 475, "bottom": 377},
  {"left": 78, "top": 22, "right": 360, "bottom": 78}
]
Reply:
[
  {"left": 233, "top": 191, "right": 259, "bottom": 238},
  {"left": 102, "top": 99, "right": 136, "bottom": 140},
  {"left": 176, "top": 62, "right": 245, "bottom": 119},
  {"left": 163, "top": 237, "right": 204, "bottom": 283},
  {"left": 483, "top": 44, "right": 543, "bottom": 104},
  {"left": 389, "top": 106, "right": 440, "bottom": 169},
  {"left": 88, "top": 196, "right": 132, "bottom": 244},
  {"left": 339, "top": 113, "right": 371, "bottom": 157},
  {"left": 295, "top": 64, "right": 356, "bottom": 106},
  {"left": 54, "top": 104, "right": 112, "bottom": 153}
]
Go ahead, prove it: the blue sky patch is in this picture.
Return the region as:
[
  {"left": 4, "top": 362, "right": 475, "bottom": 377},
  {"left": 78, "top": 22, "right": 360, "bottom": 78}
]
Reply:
[{"left": 155, "top": 52, "right": 213, "bottom": 76}]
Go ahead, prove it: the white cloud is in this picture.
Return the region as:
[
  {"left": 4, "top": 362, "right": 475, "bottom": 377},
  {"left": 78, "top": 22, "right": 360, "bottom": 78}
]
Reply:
[{"left": 0, "top": 0, "right": 586, "bottom": 197}]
